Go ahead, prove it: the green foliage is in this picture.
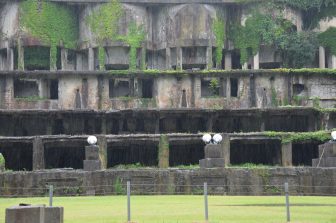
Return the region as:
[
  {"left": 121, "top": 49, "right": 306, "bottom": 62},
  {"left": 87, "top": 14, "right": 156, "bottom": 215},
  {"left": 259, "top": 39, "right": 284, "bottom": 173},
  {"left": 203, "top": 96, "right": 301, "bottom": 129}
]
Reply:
[
  {"left": 271, "top": 87, "right": 278, "bottom": 107},
  {"left": 312, "top": 97, "right": 321, "bottom": 108},
  {"left": 0, "top": 153, "right": 5, "bottom": 170},
  {"left": 209, "top": 78, "right": 220, "bottom": 96},
  {"left": 229, "top": 163, "right": 271, "bottom": 169},
  {"left": 20, "top": 0, "right": 78, "bottom": 67},
  {"left": 86, "top": 0, "right": 122, "bottom": 42},
  {"left": 158, "top": 135, "right": 169, "bottom": 168},
  {"left": 113, "top": 177, "right": 126, "bottom": 195},
  {"left": 113, "top": 162, "right": 144, "bottom": 169},
  {"left": 318, "top": 27, "right": 336, "bottom": 56},
  {"left": 212, "top": 16, "right": 225, "bottom": 67},
  {"left": 265, "top": 131, "right": 331, "bottom": 144},
  {"left": 118, "top": 22, "right": 145, "bottom": 70},
  {"left": 281, "top": 31, "right": 319, "bottom": 68}
]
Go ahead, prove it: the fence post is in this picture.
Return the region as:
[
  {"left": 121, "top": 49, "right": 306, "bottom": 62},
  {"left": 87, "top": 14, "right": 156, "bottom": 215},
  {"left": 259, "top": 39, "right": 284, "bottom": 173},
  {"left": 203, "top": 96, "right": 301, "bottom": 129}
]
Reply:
[
  {"left": 127, "top": 181, "right": 131, "bottom": 223},
  {"left": 49, "top": 185, "right": 53, "bottom": 207},
  {"left": 285, "top": 182, "right": 290, "bottom": 222},
  {"left": 204, "top": 182, "right": 208, "bottom": 222}
]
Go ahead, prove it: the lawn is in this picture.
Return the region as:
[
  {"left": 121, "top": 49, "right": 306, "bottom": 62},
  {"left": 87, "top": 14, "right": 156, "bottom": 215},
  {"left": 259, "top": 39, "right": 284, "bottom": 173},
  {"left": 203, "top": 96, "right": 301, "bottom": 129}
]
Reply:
[{"left": 0, "top": 196, "right": 335, "bottom": 223}]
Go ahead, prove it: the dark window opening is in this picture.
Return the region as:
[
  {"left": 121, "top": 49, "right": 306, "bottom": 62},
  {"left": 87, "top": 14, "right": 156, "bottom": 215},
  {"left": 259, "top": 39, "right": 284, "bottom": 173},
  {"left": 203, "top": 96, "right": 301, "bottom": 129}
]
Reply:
[
  {"left": 213, "top": 116, "right": 261, "bottom": 133},
  {"left": 159, "top": 118, "right": 177, "bottom": 133},
  {"left": 49, "top": 80, "right": 58, "bottom": 99},
  {"left": 265, "top": 115, "right": 309, "bottom": 132},
  {"left": 0, "top": 143, "right": 33, "bottom": 171},
  {"left": 169, "top": 141, "right": 204, "bottom": 166},
  {"left": 14, "top": 79, "right": 39, "bottom": 98},
  {"left": 107, "top": 142, "right": 158, "bottom": 167},
  {"left": 44, "top": 144, "right": 85, "bottom": 169},
  {"left": 0, "top": 49, "right": 7, "bottom": 70},
  {"left": 293, "top": 84, "right": 305, "bottom": 95},
  {"left": 109, "top": 79, "right": 130, "bottom": 98},
  {"left": 230, "top": 140, "right": 281, "bottom": 165},
  {"left": 230, "top": 78, "right": 238, "bottom": 97},
  {"left": 182, "top": 47, "right": 206, "bottom": 70},
  {"left": 260, "top": 62, "right": 281, "bottom": 69},
  {"left": 24, "top": 46, "right": 50, "bottom": 70},
  {"left": 201, "top": 78, "right": 219, "bottom": 97},
  {"left": 292, "top": 143, "right": 319, "bottom": 166},
  {"left": 141, "top": 79, "right": 153, "bottom": 98},
  {"left": 232, "top": 50, "right": 242, "bottom": 69},
  {"left": 108, "top": 118, "right": 120, "bottom": 134},
  {"left": 136, "top": 118, "right": 145, "bottom": 132},
  {"left": 52, "top": 119, "right": 64, "bottom": 135}
]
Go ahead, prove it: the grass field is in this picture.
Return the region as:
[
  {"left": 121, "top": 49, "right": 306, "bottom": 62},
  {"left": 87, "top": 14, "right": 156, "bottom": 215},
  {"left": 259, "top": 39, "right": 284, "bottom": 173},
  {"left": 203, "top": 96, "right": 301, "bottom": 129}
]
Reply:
[{"left": 0, "top": 196, "right": 335, "bottom": 223}]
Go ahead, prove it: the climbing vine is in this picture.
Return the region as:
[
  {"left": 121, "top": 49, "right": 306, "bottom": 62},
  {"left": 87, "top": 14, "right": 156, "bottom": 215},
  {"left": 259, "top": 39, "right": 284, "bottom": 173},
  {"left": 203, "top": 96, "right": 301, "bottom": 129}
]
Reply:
[
  {"left": 318, "top": 27, "right": 336, "bottom": 56},
  {"left": 212, "top": 16, "right": 225, "bottom": 68},
  {"left": 20, "top": 0, "right": 78, "bottom": 68},
  {"left": 86, "top": 0, "right": 145, "bottom": 70}
]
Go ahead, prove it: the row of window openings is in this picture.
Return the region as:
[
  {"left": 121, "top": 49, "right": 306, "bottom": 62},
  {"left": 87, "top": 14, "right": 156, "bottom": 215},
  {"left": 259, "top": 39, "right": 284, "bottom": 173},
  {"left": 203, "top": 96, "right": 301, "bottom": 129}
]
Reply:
[{"left": 201, "top": 78, "right": 238, "bottom": 98}]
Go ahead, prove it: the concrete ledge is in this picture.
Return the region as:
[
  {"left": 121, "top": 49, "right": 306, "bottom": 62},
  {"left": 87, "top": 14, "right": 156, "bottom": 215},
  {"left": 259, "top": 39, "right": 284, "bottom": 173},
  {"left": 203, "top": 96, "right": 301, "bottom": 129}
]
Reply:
[{"left": 83, "top": 160, "right": 101, "bottom": 171}]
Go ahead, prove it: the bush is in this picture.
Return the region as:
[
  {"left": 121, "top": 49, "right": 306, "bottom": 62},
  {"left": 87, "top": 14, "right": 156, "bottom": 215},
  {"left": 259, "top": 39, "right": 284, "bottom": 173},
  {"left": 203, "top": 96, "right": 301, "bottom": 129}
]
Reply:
[{"left": 0, "top": 153, "right": 5, "bottom": 171}]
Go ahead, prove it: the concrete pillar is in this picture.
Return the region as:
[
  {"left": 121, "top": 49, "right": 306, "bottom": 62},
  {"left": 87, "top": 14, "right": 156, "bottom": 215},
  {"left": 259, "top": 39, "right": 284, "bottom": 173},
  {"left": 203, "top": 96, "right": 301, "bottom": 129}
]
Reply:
[
  {"left": 176, "top": 47, "right": 182, "bottom": 70},
  {"left": 281, "top": 142, "right": 292, "bottom": 167},
  {"left": 17, "top": 39, "right": 24, "bottom": 71},
  {"left": 76, "top": 53, "right": 83, "bottom": 71},
  {"left": 224, "top": 51, "right": 232, "bottom": 70},
  {"left": 140, "top": 46, "right": 146, "bottom": 70},
  {"left": 97, "top": 135, "right": 107, "bottom": 169},
  {"left": 61, "top": 48, "right": 68, "bottom": 70},
  {"left": 88, "top": 47, "right": 94, "bottom": 71},
  {"left": 226, "top": 77, "right": 231, "bottom": 99},
  {"left": 166, "top": 47, "right": 171, "bottom": 70},
  {"left": 319, "top": 46, "right": 326, "bottom": 69},
  {"left": 33, "top": 137, "right": 45, "bottom": 170},
  {"left": 331, "top": 55, "right": 336, "bottom": 69},
  {"left": 206, "top": 46, "right": 213, "bottom": 69},
  {"left": 6, "top": 47, "right": 14, "bottom": 71},
  {"left": 221, "top": 134, "right": 230, "bottom": 166},
  {"left": 158, "top": 135, "right": 169, "bottom": 168},
  {"left": 242, "top": 62, "right": 248, "bottom": 70},
  {"left": 253, "top": 52, "right": 259, "bottom": 70}
]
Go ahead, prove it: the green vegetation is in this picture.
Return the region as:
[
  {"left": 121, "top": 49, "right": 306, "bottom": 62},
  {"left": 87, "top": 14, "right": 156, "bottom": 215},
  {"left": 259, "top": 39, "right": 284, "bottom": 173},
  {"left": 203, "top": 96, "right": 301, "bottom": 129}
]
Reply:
[
  {"left": 112, "top": 163, "right": 144, "bottom": 169},
  {"left": 24, "top": 47, "right": 50, "bottom": 70},
  {"left": 0, "top": 153, "right": 5, "bottom": 170},
  {"left": 229, "top": 163, "right": 271, "bottom": 169},
  {"left": 209, "top": 78, "right": 220, "bottom": 96},
  {"left": 113, "top": 177, "right": 126, "bottom": 195},
  {"left": 212, "top": 15, "right": 225, "bottom": 67},
  {"left": 1, "top": 196, "right": 336, "bottom": 222},
  {"left": 265, "top": 131, "right": 331, "bottom": 144},
  {"left": 158, "top": 135, "right": 169, "bottom": 168},
  {"left": 318, "top": 27, "right": 336, "bottom": 56},
  {"left": 20, "top": 0, "right": 78, "bottom": 68},
  {"left": 86, "top": 0, "right": 145, "bottom": 70}
]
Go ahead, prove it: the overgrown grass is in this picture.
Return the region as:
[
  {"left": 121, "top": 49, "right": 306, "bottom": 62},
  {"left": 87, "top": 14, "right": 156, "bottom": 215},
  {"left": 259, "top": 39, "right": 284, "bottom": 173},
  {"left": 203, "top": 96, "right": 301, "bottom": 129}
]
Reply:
[{"left": 0, "top": 196, "right": 335, "bottom": 223}]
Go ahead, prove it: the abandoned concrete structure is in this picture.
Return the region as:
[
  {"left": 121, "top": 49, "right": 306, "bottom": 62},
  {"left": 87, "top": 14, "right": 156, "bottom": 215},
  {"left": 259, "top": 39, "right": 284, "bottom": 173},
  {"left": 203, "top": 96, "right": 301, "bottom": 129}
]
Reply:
[{"left": 0, "top": 0, "right": 336, "bottom": 196}]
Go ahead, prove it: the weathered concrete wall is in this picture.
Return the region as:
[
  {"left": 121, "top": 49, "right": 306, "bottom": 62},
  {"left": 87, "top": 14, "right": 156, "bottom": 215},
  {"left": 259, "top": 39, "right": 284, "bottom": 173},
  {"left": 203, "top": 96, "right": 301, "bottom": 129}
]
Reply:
[
  {"left": 1, "top": 71, "right": 336, "bottom": 110},
  {"left": 0, "top": 168, "right": 335, "bottom": 196}
]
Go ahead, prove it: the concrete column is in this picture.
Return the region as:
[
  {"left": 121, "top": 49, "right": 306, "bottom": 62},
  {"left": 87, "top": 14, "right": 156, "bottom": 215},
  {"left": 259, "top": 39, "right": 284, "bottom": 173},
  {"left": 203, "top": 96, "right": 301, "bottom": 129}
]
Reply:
[
  {"left": 158, "top": 135, "right": 169, "bottom": 168},
  {"left": 17, "top": 39, "right": 24, "bottom": 71},
  {"left": 97, "top": 135, "right": 107, "bottom": 169},
  {"left": 221, "top": 134, "right": 230, "bottom": 166},
  {"left": 76, "top": 53, "right": 83, "bottom": 71},
  {"left": 6, "top": 47, "right": 14, "bottom": 71},
  {"left": 206, "top": 46, "right": 213, "bottom": 69},
  {"left": 166, "top": 47, "right": 171, "bottom": 70},
  {"left": 226, "top": 77, "right": 231, "bottom": 99},
  {"left": 224, "top": 51, "right": 232, "bottom": 70},
  {"left": 61, "top": 48, "right": 68, "bottom": 70},
  {"left": 33, "top": 137, "right": 45, "bottom": 170},
  {"left": 253, "top": 52, "right": 259, "bottom": 70},
  {"left": 281, "top": 142, "right": 292, "bottom": 167},
  {"left": 176, "top": 47, "right": 182, "bottom": 70},
  {"left": 88, "top": 47, "right": 94, "bottom": 71},
  {"left": 140, "top": 47, "right": 146, "bottom": 70},
  {"left": 242, "top": 62, "right": 248, "bottom": 70},
  {"left": 331, "top": 55, "right": 336, "bottom": 69},
  {"left": 319, "top": 46, "right": 326, "bottom": 69}
]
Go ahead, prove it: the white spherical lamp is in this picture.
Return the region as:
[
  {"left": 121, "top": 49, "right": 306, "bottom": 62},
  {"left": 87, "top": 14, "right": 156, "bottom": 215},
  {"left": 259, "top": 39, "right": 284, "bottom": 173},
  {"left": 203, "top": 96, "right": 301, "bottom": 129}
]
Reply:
[
  {"left": 213, "top": 134, "right": 223, "bottom": 144},
  {"left": 202, "top": 134, "right": 212, "bottom": 144},
  {"left": 331, "top": 131, "right": 336, "bottom": 141},
  {"left": 87, "top": 136, "right": 98, "bottom": 145}
]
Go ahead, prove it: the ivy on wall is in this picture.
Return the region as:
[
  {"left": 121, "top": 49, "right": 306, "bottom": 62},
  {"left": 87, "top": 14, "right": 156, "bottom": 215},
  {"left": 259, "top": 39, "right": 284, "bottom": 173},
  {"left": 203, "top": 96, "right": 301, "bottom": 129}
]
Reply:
[
  {"left": 212, "top": 15, "right": 225, "bottom": 67},
  {"left": 86, "top": 0, "right": 145, "bottom": 70},
  {"left": 318, "top": 27, "right": 336, "bottom": 56},
  {"left": 20, "top": 0, "right": 78, "bottom": 68}
]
